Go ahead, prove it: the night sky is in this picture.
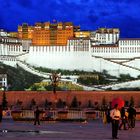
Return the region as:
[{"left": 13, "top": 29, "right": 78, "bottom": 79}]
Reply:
[{"left": 0, "top": 0, "right": 140, "bottom": 37}]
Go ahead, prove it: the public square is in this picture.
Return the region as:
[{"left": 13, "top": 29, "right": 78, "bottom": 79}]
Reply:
[{"left": 0, "top": 119, "right": 140, "bottom": 140}]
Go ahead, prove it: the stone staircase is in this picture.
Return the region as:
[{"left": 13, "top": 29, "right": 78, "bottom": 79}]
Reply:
[
  {"left": 15, "top": 51, "right": 29, "bottom": 57},
  {"left": 16, "top": 60, "right": 79, "bottom": 82},
  {"left": 100, "top": 79, "right": 140, "bottom": 90},
  {"left": 92, "top": 55, "right": 140, "bottom": 72},
  {"left": 16, "top": 60, "right": 51, "bottom": 78},
  {"left": 0, "top": 55, "right": 17, "bottom": 61},
  {"left": 0, "top": 55, "right": 103, "bottom": 90}
]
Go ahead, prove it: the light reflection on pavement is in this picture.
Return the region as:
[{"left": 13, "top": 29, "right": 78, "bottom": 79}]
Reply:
[{"left": 0, "top": 119, "right": 140, "bottom": 140}]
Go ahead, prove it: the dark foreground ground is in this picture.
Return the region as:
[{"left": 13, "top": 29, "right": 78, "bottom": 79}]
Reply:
[{"left": 0, "top": 119, "right": 140, "bottom": 140}]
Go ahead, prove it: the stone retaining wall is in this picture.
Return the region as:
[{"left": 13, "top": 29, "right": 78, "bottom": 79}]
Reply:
[{"left": 0, "top": 91, "right": 140, "bottom": 107}]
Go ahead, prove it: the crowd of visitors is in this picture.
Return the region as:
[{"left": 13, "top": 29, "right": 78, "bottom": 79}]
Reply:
[
  {"left": 0, "top": 105, "right": 2, "bottom": 122},
  {"left": 0, "top": 102, "right": 137, "bottom": 140},
  {"left": 105, "top": 104, "right": 137, "bottom": 139}
]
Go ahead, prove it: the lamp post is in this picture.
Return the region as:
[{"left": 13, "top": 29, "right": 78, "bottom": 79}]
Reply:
[
  {"left": 2, "top": 86, "right": 7, "bottom": 110},
  {"left": 50, "top": 72, "right": 61, "bottom": 109}
]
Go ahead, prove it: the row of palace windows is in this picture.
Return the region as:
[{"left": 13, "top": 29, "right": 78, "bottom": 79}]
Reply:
[
  {"left": 0, "top": 57, "right": 16, "bottom": 61},
  {"left": 70, "top": 43, "right": 89, "bottom": 47},
  {"left": 34, "top": 31, "right": 72, "bottom": 34},
  {"left": 119, "top": 40, "right": 140, "bottom": 46},
  {"left": 73, "top": 46, "right": 89, "bottom": 52},
  {"left": 69, "top": 40, "right": 89, "bottom": 45},
  {"left": 1, "top": 38, "right": 19, "bottom": 43},
  {"left": 96, "top": 34, "right": 118, "bottom": 41},
  {"left": 31, "top": 46, "right": 89, "bottom": 52},
  {"left": 93, "top": 47, "right": 140, "bottom": 53},
  {"left": 21, "top": 34, "right": 72, "bottom": 38},
  {"left": 31, "top": 46, "right": 69, "bottom": 52},
  {"left": 7, "top": 45, "right": 22, "bottom": 52},
  {"left": 99, "top": 41, "right": 115, "bottom": 44}
]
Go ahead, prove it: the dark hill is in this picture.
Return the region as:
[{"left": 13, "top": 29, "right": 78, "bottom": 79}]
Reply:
[{"left": 0, "top": 63, "right": 43, "bottom": 90}]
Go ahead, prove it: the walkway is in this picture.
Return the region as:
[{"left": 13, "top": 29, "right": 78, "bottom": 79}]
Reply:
[{"left": 0, "top": 119, "right": 140, "bottom": 140}]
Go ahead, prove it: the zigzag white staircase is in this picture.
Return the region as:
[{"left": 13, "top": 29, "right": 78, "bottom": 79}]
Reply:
[
  {"left": 92, "top": 55, "right": 140, "bottom": 77},
  {"left": 101, "top": 79, "right": 140, "bottom": 90},
  {"left": 16, "top": 60, "right": 51, "bottom": 78}
]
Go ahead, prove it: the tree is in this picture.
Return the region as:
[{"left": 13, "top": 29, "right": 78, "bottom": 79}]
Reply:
[
  {"left": 118, "top": 74, "right": 134, "bottom": 82},
  {"left": 44, "top": 99, "right": 49, "bottom": 108},
  {"left": 48, "top": 102, "right": 52, "bottom": 109},
  {"left": 130, "top": 96, "right": 134, "bottom": 107},
  {"left": 16, "top": 99, "right": 23, "bottom": 109},
  {"left": 63, "top": 101, "right": 66, "bottom": 108},
  {"left": 56, "top": 99, "right": 63, "bottom": 108},
  {"left": 94, "top": 102, "right": 99, "bottom": 110},
  {"left": 87, "top": 100, "right": 93, "bottom": 108},
  {"left": 30, "top": 99, "right": 36, "bottom": 109},
  {"left": 30, "top": 85, "right": 39, "bottom": 91},
  {"left": 102, "top": 70, "right": 108, "bottom": 75},
  {"left": 2, "top": 91, "right": 8, "bottom": 110},
  {"left": 78, "top": 101, "right": 81, "bottom": 108},
  {"left": 71, "top": 96, "right": 78, "bottom": 108},
  {"left": 101, "top": 96, "right": 107, "bottom": 110}
]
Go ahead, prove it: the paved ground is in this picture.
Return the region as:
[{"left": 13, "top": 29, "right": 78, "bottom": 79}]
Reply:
[{"left": 0, "top": 119, "right": 140, "bottom": 140}]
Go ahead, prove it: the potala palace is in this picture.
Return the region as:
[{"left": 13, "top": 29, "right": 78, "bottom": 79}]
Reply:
[{"left": 1, "top": 22, "right": 140, "bottom": 79}]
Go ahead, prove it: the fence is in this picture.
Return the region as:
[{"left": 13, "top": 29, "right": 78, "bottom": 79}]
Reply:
[
  {"left": 3, "top": 110, "right": 101, "bottom": 120},
  {"left": 4, "top": 109, "right": 140, "bottom": 121}
]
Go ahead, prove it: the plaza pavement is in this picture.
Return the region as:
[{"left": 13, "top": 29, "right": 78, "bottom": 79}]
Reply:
[{"left": 0, "top": 119, "right": 140, "bottom": 140}]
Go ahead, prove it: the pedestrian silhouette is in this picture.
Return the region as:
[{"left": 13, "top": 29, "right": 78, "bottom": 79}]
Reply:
[
  {"left": 106, "top": 106, "right": 111, "bottom": 123},
  {"left": 119, "top": 107, "right": 127, "bottom": 130},
  {"left": 110, "top": 104, "right": 121, "bottom": 139},
  {"left": 34, "top": 106, "right": 41, "bottom": 125},
  {"left": 127, "top": 104, "right": 136, "bottom": 129},
  {"left": 0, "top": 105, "right": 2, "bottom": 122}
]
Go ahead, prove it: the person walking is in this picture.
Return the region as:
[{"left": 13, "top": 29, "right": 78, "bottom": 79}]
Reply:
[
  {"left": 125, "top": 110, "right": 131, "bottom": 129},
  {"left": 106, "top": 106, "right": 111, "bottom": 123},
  {"left": 0, "top": 105, "right": 2, "bottom": 122},
  {"left": 110, "top": 104, "right": 121, "bottom": 139},
  {"left": 127, "top": 104, "right": 136, "bottom": 129},
  {"left": 34, "top": 106, "right": 41, "bottom": 125},
  {"left": 119, "top": 107, "right": 127, "bottom": 130}
]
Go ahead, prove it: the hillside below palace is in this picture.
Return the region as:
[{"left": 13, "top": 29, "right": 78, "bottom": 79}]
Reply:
[{"left": 1, "top": 21, "right": 140, "bottom": 78}]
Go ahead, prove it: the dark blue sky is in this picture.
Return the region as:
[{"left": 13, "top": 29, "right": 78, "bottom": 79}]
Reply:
[{"left": 0, "top": 0, "right": 140, "bottom": 37}]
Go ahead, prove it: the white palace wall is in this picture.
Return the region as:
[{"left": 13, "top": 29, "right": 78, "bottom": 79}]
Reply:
[
  {"left": 123, "top": 59, "right": 140, "bottom": 70},
  {"left": 21, "top": 45, "right": 140, "bottom": 78},
  {"left": 1, "top": 37, "right": 140, "bottom": 77},
  {"left": 25, "top": 45, "right": 95, "bottom": 71},
  {"left": 92, "top": 57, "right": 140, "bottom": 77},
  {"left": 92, "top": 46, "right": 140, "bottom": 58},
  {"left": 0, "top": 44, "right": 23, "bottom": 56}
]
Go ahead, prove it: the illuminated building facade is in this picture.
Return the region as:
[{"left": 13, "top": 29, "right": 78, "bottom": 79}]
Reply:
[
  {"left": 9, "top": 32, "right": 18, "bottom": 38},
  {"left": 91, "top": 28, "right": 120, "bottom": 45},
  {"left": 74, "top": 31, "right": 90, "bottom": 38},
  {"left": 18, "top": 22, "right": 79, "bottom": 46},
  {"left": 1, "top": 23, "right": 140, "bottom": 78},
  {"left": 18, "top": 23, "right": 33, "bottom": 40}
]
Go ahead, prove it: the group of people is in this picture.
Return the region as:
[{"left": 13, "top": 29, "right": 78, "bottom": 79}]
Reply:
[
  {"left": 0, "top": 105, "right": 2, "bottom": 123},
  {"left": 0, "top": 104, "right": 137, "bottom": 140},
  {"left": 0, "top": 105, "right": 41, "bottom": 125},
  {"left": 34, "top": 106, "right": 41, "bottom": 125},
  {"left": 109, "top": 104, "right": 136, "bottom": 139}
]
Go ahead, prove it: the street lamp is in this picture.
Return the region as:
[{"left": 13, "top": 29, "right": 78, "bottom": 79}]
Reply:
[
  {"left": 50, "top": 72, "right": 61, "bottom": 94},
  {"left": 2, "top": 86, "right": 7, "bottom": 110},
  {"left": 50, "top": 72, "right": 61, "bottom": 109}
]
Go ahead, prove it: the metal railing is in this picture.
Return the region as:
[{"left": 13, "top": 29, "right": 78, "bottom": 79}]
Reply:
[
  {"left": 5, "top": 109, "right": 140, "bottom": 120},
  {"left": 3, "top": 110, "right": 101, "bottom": 120}
]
